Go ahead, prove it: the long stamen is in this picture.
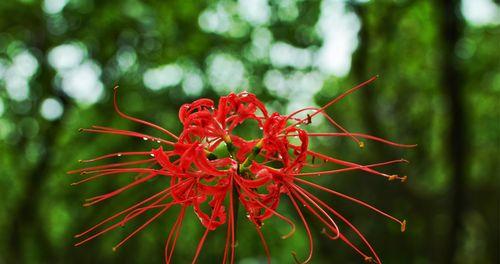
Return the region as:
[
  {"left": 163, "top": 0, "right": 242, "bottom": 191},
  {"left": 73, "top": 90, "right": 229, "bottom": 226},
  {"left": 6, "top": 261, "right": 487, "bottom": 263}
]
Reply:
[
  {"left": 71, "top": 170, "right": 131, "bottom": 186},
  {"left": 253, "top": 222, "right": 271, "bottom": 264},
  {"left": 235, "top": 177, "right": 296, "bottom": 239},
  {"left": 165, "top": 206, "right": 187, "bottom": 264},
  {"left": 191, "top": 197, "right": 225, "bottom": 263},
  {"left": 284, "top": 76, "right": 378, "bottom": 132},
  {"left": 84, "top": 173, "right": 158, "bottom": 206},
  {"left": 167, "top": 207, "right": 187, "bottom": 263},
  {"left": 299, "top": 187, "right": 381, "bottom": 263},
  {"left": 304, "top": 149, "right": 398, "bottom": 180},
  {"left": 81, "top": 126, "right": 175, "bottom": 146},
  {"left": 289, "top": 184, "right": 340, "bottom": 240},
  {"left": 75, "top": 191, "right": 173, "bottom": 247},
  {"left": 222, "top": 194, "right": 233, "bottom": 264},
  {"left": 74, "top": 187, "right": 174, "bottom": 239},
  {"left": 68, "top": 158, "right": 156, "bottom": 175},
  {"left": 113, "top": 86, "right": 179, "bottom": 140},
  {"left": 303, "top": 132, "right": 417, "bottom": 148},
  {"left": 80, "top": 168, "right": 181, "bottom": 177},
  {"left": 112, "top": 204, "right": 172, "bottom": 251},
  {"left": 229, "top": 177, "right": 237, "bottom": 264},
  {"left": 285, "top": 107, "right": 363, "bottom": 147},
  {"left": 287, "top": 193, "right": 313, "bottom": 264},
  {"left": 78, "top": 151, "right": 153, "bottom": 163},
  {"left": 292, "top": 159, "right": 408, "bottom": 177},
  {"left": 75, "top": 179, "right": 193, "bottom": 238},
  {"left": 121, "top": 182, "right": 193, "bottom": 225},
  {"left": 295, "top": 178, "right": 406, "bottom": 231}
]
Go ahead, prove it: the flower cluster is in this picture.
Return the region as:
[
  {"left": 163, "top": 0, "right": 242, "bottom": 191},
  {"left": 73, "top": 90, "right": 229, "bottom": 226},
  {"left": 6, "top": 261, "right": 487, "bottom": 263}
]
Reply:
[{"left": 70, "top": 76, "right": 415, "bottom": 263}]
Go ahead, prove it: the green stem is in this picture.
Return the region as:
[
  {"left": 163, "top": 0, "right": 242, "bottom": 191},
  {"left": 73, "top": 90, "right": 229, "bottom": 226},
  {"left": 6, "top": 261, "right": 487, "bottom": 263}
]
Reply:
[
  {"left": 232, "top": 184, "right": 240, "bottom": 246},
  {"left": 239, "top": 139, "right": 264, "bottom": 177}
]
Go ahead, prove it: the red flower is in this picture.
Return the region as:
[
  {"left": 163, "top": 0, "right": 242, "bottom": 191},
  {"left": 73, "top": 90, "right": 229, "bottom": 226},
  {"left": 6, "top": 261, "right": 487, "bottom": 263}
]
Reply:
[{"left": 70, "top": 76, "right": 415, "bottom": 263}]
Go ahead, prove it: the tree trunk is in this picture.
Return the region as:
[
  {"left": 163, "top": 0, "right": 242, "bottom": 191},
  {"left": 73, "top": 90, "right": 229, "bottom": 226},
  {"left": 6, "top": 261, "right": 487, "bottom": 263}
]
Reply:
[{"left": 435, "top": 0, "right": 467, "bottom": 262}]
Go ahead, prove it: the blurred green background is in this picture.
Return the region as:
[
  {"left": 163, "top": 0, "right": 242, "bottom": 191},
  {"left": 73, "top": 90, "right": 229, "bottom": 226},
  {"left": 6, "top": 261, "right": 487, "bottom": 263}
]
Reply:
[{"left": 0, "top": 0, "right": 499, "bottom": 263}]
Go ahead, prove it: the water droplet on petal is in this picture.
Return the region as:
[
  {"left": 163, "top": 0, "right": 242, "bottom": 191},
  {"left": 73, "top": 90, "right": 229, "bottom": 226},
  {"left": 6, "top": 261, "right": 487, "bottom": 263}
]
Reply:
[
  {"left": 142, "top": 137, "right": 148, "bottom": 141},
  {"left": 117, "top": 153, "right": 122, "bottom": 157},
  {"left": 150, "top": 153, "right": 155, "bottom": 157}
]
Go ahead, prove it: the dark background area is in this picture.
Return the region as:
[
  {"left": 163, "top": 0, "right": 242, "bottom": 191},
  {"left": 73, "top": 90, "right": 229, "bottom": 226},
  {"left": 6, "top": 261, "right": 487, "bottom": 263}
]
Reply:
[{"left": 0, "top": 0, "right": 499, "bottom": 263}]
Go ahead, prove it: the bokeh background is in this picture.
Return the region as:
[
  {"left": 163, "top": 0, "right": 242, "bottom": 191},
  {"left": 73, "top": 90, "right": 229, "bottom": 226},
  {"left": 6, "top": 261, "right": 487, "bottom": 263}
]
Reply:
[{"left": 0, "top": 0, "right": 499, "bottom": 263}]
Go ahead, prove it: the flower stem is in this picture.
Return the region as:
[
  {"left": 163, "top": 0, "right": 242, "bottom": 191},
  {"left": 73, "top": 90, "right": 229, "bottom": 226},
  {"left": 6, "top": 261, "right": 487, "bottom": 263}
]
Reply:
[{"left": 232, "top": 184, "right": 240, "bottom": 246}]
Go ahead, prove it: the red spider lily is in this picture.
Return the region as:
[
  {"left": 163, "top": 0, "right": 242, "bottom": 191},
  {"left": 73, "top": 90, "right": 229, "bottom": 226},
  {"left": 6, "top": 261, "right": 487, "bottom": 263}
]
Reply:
[{"left": 70, "top": 75, "right": 415, "bottom": 264}]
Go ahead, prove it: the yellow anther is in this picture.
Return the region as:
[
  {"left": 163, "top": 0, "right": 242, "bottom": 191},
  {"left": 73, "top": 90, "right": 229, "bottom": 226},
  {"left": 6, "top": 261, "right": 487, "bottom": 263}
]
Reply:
[
  {"left": 358, "top": 141, "right": 365, "bottom": 148},
  {"left": 401, "top": 220, "right": 407, "bottom": 232},
  {"left": 255, "top": 138, "right": 264, "bottom": 148},
  {"left": 388, "top": 175, "right": 398, "bottom": 181},
  {"left": 223, "top": 134, "right": 231, "bottom": 143}
]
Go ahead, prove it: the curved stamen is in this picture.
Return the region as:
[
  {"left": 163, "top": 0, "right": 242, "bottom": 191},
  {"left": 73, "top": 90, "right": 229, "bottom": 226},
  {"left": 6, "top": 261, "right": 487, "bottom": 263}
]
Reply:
[
  {"left": 165, "top": 206, "right": 187, "bottom": 264},
  {"left": 254, "top": 222, "right": 271, "bottom": 264},
  {"left": 82, "top": 126, "right": 175, "bottom": 146},
  {"left": 113, "top": 86, "right": 179, "bottom": 140},
  {"left": 112, "top": 204, "right": 172, "bottom": 251},
  {"left": 78, "top": 151, "right": 153, "bottom": 163},
  {"left": 68, "top": 158, "right": 156, "bottom": 175},
  {"left": 283, "top": 76, "right": 378, "bottom": 133},
  {"left": 74, "top": 181, "right": 189, "bottom": 240},
  {"left": 285, "top": 107, "right": 362, "bottom": 147},
  {"left": 191, "top": 197, "right": 225, "bottom": 263},
  {"left": 83, "top": 173, "right": 158, "bottom": 206},
  {"left": 295, "top": 178, "right": 406, "bottom": 231},
  {"left": 303, "top": 149, "right": 395, "bottom": 179},
  {"left": 234, "top": 177, "right": 296, "bottom": 239},
  {"left": 292, "top": 159, "right": 408, "bottom": 177},
  {"left": 289, "top": 184, "right": 340, "bottom": 240},
  {"left": 301, "top": 187, "right": 381, "bottom": 263},
  {"left": 287, "top": 193, "right": 313, "bottom": 264},
  {"left": 301, "top": 132, "right": 417, "bottom": 148},
  {"left": 166, "top": 206, "right": 187, "bottom": 264}
]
